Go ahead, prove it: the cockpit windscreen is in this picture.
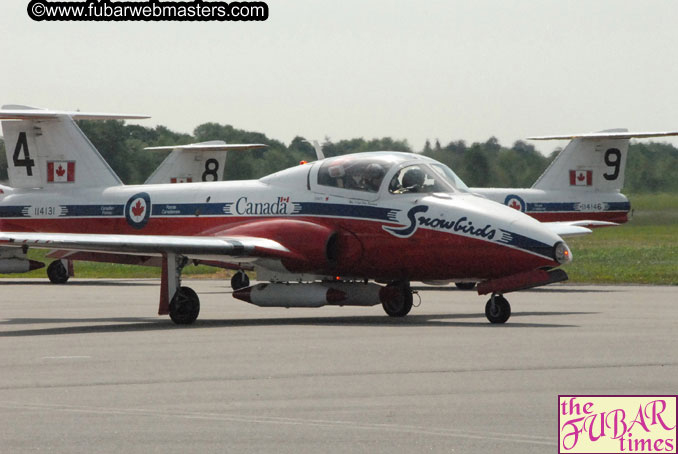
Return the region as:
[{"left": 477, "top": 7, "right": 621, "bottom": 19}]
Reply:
[{"left": 318, "top": 157, "right": 394, "bottom": 193}]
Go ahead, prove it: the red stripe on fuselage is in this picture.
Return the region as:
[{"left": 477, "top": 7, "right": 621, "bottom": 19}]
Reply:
[
  {"left": 1, "top": 215, "right": 556, "bottom": 281},
  {"left": 527, "top": 211, "right": 629, "bottom": 224}
]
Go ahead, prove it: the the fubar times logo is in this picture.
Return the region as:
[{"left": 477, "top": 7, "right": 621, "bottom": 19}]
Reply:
[{"left": 559, "top": 395, "right": 677, "bottom": 453}]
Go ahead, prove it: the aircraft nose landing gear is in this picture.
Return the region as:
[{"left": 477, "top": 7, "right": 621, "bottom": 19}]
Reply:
[
  {"left": 381, "top": 281, "right": 413, "bottom": 317},
  {"left": 485, "top": 294, "right": 510, "bottom": 324}
]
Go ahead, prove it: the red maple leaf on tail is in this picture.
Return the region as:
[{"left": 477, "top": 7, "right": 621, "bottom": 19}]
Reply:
[
  {"left": 131, "top": 200, "right": 145, "bottom": 217},
  {"left": 577, "top": 173, "right": 585, "bottom": 181},
  {"left": 56, "top": 165, "right": 65, "bottom": 177}
]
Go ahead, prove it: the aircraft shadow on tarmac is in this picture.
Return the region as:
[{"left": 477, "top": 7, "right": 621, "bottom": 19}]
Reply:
[
  {"left": 411, "top": 286, "right": 618, "bottom": 294},
  {"left": 0, "top": 280, "right": 156, "bottom": 286},
  {"left": 0, "top": 311, "right": 595, "bottom": 337}
]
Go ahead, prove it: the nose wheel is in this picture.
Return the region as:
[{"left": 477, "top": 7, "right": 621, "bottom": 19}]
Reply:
[
  {"left": 485, "top": 294, "right": 510, "bottom": 324},
  {"left": 381, "top": 281, "right": 413, "bottom": 317}
]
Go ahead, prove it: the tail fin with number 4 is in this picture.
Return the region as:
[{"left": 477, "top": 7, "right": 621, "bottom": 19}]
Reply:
[{"left": 1, "top": 104, "right": 148, "bottom": 189}]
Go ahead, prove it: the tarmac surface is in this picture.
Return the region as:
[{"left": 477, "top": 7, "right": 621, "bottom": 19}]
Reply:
[{"left": 0, "top": 279, "right": 677, "bottom": 453}]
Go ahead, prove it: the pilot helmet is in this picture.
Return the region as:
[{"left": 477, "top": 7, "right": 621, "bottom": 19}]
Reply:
[
  {"left": 402, "top": 167, "right": 425, "bottom": 188},
  {"left": 365, "top": 163, "right": 385, "bottom": 180}
]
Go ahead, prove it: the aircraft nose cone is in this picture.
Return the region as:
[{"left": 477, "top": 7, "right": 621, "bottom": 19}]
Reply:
[{"left": 507, "top": 215, "right": 572, "bottom": 265}]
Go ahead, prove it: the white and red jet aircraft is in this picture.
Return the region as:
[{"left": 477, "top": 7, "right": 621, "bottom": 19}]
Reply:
[
  {"left": 473, "top": 130, "right": 678, "bottom": 224},
  {"left": 34, "top": 129, "right": 678, "bottom": 288},
  {"left": 0, "top": 106, "right": 588, "bottom": 325}
]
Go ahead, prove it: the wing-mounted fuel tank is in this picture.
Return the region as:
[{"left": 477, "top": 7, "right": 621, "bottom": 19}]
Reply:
[
  {"left": 215, "top": 219, "right": 363, "bottom": 273},
  {"left": 233, "top": 281, "right": 385, "bottom": 308}
]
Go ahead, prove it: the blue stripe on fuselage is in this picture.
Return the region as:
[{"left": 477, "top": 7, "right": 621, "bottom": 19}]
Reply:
[
  {"left": 0, "top": 206, "right": 31, "bottom": 218},
  {"left": 151, "top": 203, "right": 233, "bottom": 216},
  {"left": 60, "top": 205, "right": 123, "bottom": 216},
  {"left": 496, "top": 229, "right": 554, "bottom": 259},
  {"left": 526, "top": 201, "right": 630, "bottom": 212},
  {"left": 292, "top": 202, "right": 399, "bottom": 221}
]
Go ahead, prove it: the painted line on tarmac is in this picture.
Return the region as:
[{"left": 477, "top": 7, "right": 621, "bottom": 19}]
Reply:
[
  {"left": 40, "top": 356, "right": 92, "bottom": 360},
  {"left": 0, "top": 401, "right": 554, "bottom": 446}
]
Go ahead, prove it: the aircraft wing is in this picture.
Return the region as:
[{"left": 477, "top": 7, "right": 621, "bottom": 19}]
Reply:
[
  {"left": 144, "top": 142, "right": 268, "bottom": 152},
  {"left": 0, "top": 105, "right": 149, "bottom": 120},
  {"left": 0, "top": 232, "right": 289, "bottom": 259},
  {"left": 543, "top": 220, "right": 618, "bottom": 238},
  {"left": 527, "top": 131, "right": 678, "bottom": 140}
]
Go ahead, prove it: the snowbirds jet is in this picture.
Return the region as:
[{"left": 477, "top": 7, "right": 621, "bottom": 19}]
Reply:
[
  {"left": 28, "top": 129, "right": 678, "bottom": 287},
  {"left": 473, "top": 129, "right": 678, "bottom": 225},
  {"left": 0, "top": 106, "right": 584, "bottom": 325}
]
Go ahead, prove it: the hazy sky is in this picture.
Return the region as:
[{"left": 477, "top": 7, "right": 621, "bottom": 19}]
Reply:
[{"left": 2, "top": 0, "right": 678, "bottom": 153}]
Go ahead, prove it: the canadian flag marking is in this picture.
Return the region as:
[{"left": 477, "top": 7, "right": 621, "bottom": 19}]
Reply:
[
  {"left": 569, "top": 170, "right": 592, "bottom": 186},
  {"left": 47, "top": 161, "right": 76, "bottom": 183}
]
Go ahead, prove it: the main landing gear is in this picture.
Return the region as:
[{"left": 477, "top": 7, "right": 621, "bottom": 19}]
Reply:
[
  {"left": 485, "top": 294, "right": 511, "bottom": 324},
  {"left": 169, "top": 287, "right": 201, "bottom": 325},
  {"left": 47, "top": 260, "right": 70, "bottom": 284},
  {"left": 381, "top": 281, "right": 413, "bottom": 317},
  {"left": 161, "top": 253, "right": 200, "bottom": 325}
]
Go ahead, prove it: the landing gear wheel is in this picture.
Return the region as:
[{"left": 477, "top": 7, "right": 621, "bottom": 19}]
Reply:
[
  {"left": 47, "top": 260, "right": 69, "bottom": 284},
  {"left": 485, "top": 294, "right": 510, "bottom": 324},
  {"left": 455, "top": 282, "right": 476, "bottom": 291},
  {"left": 381, "top": 282, "right": 413, "bottom": 317},
  {"left": 169, "top": 286, "right": 200, "bottom": 325},
  {"left": 231, "top": 270, "right": 250, "bottom": 290}
]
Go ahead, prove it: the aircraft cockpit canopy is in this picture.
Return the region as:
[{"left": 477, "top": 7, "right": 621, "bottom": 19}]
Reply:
[
  {"left": 318, "top": 156, "right": 394, "bottom": 193},
  {"left": 317, "top": 154, "right": 469, "bottom": 195}
]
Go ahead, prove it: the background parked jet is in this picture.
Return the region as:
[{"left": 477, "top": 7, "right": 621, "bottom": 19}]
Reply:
[
  {"left": 474, "top": 130, "right": 678, "bottom": 224},
  {"left": 0, "top": 107, "right": 267, "bottom": 281},
  {"left": 144, "top": 141, "right": 267, "bottom": 184},
  {"left": 0, "top": 105, "right": 582, "bottom": 324},
  {"left": 447, "top": 129, "right": 678, "bottom": 290},
  {"left": 41, "top": 140, "right": 268, "bottom": 283}
]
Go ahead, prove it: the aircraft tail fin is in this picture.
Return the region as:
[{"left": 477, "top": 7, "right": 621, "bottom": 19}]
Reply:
[
  {"left": 1, "top": 105, "right": 149, "bottom": 189},
  {"left": 143, "top": 141, "right": 268, "bottom": 184},
  {"left": 529, "top": 129, "right": 678, "bottom": 192}
]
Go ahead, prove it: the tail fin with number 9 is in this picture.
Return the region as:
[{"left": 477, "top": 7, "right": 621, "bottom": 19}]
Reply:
[{"left": 529, "top": 129, "right": 678, "bottom": 192}]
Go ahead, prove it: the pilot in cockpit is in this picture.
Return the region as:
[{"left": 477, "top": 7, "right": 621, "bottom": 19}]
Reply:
[
  {"left": 364, "top": 163, "right": 386, "bottom": 192},
  {"left": 391, "top": 167, "right": 425, "bottom": 193}
]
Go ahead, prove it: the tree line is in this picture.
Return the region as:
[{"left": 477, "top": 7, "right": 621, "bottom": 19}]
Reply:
[{"left": 1, "top": 120, "right": 677, "bottom": 193}]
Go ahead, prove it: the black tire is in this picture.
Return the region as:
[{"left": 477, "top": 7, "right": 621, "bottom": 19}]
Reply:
[
  {"left": 485, "top": 295, "right": 511, "bottom": 324},
  {"left": 47, "top": 260, "right": 69, "bottom": 284},
  {"left": 455, "top": 282, "right": 476, "bottom": 291},
  {"left": 382, "top": 282, "right": 413, "bottom": 317},
  {"left": 231, "top": 271, "right": 250, "bottom": 290},
  {"left": 169, "top": 286, "right": 200, "bottom": 325}
]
